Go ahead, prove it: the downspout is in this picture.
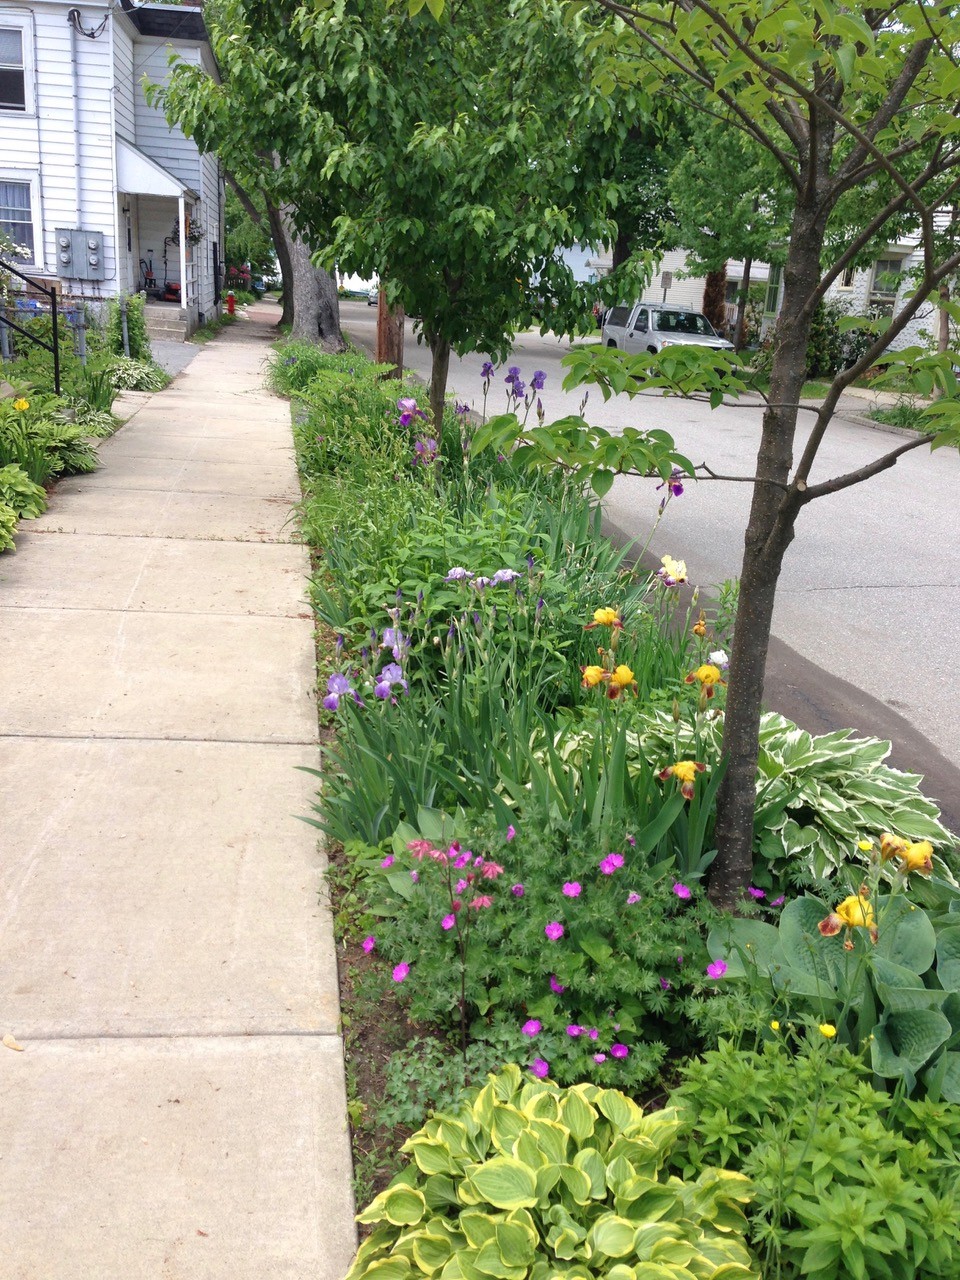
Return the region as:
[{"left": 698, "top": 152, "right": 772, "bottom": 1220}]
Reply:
[
  {"left": 68, "top": 10, "right": 82, "bottom": 227},
  {"left": 178, "top": 193, "right": 187, "bottom": 317}
]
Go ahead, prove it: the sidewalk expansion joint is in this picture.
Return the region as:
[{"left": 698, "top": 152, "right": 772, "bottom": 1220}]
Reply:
[
  {"left": 13, "top": 1030, "right": 345, "bottom": 1043},
  {"left": 0, "top": 731, "right": 318, "bottom": 746},
  {"left": 0, "top": 603, "right": 312, "bottom": 620}
]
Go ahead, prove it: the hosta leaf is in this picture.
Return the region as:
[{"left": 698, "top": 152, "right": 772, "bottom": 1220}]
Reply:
[
  {"left": 872, "top": 1008, "right": 951, "bottom": 1077},
  {"left": 468, "top": 1157, "right": 539, "bottom": 1210},
  {"left": 935, "top": 925, "right": 960, "bottom": 991},
  {"left": 587, "top": 1213, "right": 638, "bottom": 1258}
]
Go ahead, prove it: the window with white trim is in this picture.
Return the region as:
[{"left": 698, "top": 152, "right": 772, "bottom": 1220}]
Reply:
[
  {"left": 0, "top": 26, "right": 25, "bottom": 111},
  {"left": 870, "top": 256, "right": 904, "bottom": 312},
  {"left": 0, "top": 174, "right": 41, "bottom": 266},
  {"left": 763, "top": 264, "right": 782, "bottom": 314}
]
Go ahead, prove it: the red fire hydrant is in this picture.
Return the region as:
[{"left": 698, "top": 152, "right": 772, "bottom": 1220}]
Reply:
[{"left": 226, "top": 290, "right": 235, "bottom": 315}]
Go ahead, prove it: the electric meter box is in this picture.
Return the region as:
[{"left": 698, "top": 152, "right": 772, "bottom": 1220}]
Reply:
[{"left": 55, "top": 228, "right": 106, "bottom": 282}]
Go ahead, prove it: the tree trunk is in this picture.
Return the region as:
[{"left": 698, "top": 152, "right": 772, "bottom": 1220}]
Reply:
[
  {"left": 376, "top": 290, "right": 405, "bottom": 377},
  {"left": 612, "top": 225, "right": 631, "bottom": 271},
  {"left": 710, "top": 209, "right": 829, "bottom": 908},
  {"left": 428, "top": 333, "right": 451, "bottom": 432},
  {"left": 937, "top": 281, "right": 951, "bottom": 354},
  {"left": 265, "top": 198, "right": 294, "bottom": 328},
  {"left": 702, "top": 266, "right": 728, "bottom": 333},
  {"left": 733, "top": 257, "right": 753, "bottom": 350},
  {"left": 284, "top": 213, "right": 345, "bottom": 350}
]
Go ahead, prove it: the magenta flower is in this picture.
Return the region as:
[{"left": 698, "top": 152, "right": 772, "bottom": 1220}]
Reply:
[
  {"left": 599, "top": 853, "right": 625, "bottom": 875},
  {"left": 545, "top": 922, "right": 564, "bottom": 941},
  {"left": 587, "top": 1028, "right": 599, "bottom": 1040},
  {"left": 455, "top": 878, "right": 468, "bottom": 893},
  {"left": 506, "top": 825, "right": 517, "bottom": 842},
  {"left": 530, "top": 1058, "right": 550, "bottom": 1079},
  {"left": 672, "top": 882, "right": 692, "bottom": 899},
  {"left": 610, "top": 1043, "right": 629, "bottom": 1059},
  {"left": 706, "top": 959, "right": 728, "bottom": 979},
  {"left": 392, "top": 962, "right": 410, "bottom": 983},
  {"left": 549, "top": 975, "right": 566, "bottom": 994},
  {"left": 771, "top": 895, "right": 785, "bottom": 907},
  {"left": 593, "top": 1053, "right": 607, "bottom": 1064},
  {"left": 381, "top": 855, "right": 394, "bottom": 869},
  {"left": 362, "top": 936, "right": 376, "bottom": 954},
  {"left": 522, "top": 1019, "right": 541, "bottom": 1037},
  {"left": 625, "top": 834, "right": 636, "bottom": 847},
  {"left": 676, "top": 954, "right": 684, "bottom": 967},
  {"left": 441, "top": 914, "right": 456, "bottom": 931},
  {"left": 566, "top": 1024, "right": 584, "bottom": 1038},
  {"left": 659, "top": 977, "right": 670, "bottom": 991},
  {"left": 562, "top": 882, "right": 582, "bottom": 898},
  {"left": 453, "top": 848, "right": 472, "bottom": 869},
  {"left": 747, "top": 886, "right": 765, "bottom": 899},
  {"left": 626, "top": 892, "right": 642, "bottom": 905},
  {"left": 511, "top": 883, "right": 525, "bottom": 897}
]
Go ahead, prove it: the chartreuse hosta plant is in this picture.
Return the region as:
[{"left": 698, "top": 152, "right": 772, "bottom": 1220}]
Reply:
[
  {"left": 708, "top": 837, "right": 960, "bottom": 1099},
  {"left": 346, "top": 1064, "right": 759, "bottom": 1280}
]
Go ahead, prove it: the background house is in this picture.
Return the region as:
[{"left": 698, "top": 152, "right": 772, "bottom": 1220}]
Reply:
[{"left": 0, "top": 0, "right": 223, "bottom": 340}]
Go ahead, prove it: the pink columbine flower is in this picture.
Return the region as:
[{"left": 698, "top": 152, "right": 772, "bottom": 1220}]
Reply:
[
  {"left": 522, "top": 1019, "right": 541, "bottom": 1037},
  {"left": 562, "top": 882, "right": 582, "bottom": 898},
  {"left": 672, "top": 882, "right": 691, "bottom": 899},
  {"left": 549, "top": 975, "right": 565, "bottom": 994},
  {"left": 747, "top": 886, "right": 765, "bottom": 899},
  {"left": 530, "top": 1058, "right": 550, "bottom": 1078},
  {"left": 481, "top": 861, "right": 504, "bottom": 880},
  {"left": 506, "top": 825, "right": 517, "bottom": 842},
  {"left": 567, "top": 1024, "right": 584, "bottom": 1037},
  {"left": 392, "top": 963, "right": 410, "bottom": 983},
  {"left": 626, "top": 892, "right": 642, "bottom": 905},
  {"left": 593, "top": 1053, "right": 607, "bottom": 1064},
  {"left": 362, "top": 936, "right": 376, "bottom": 954},
  {"left": 407, "top": 840, "right": 434, "bottom": 859},
  {"left": 600, "top": 853, "right": 625, "bottom": 875},
  {"left": 610, "top": 1043, "right": 629, "bottom": 1059},
  {"left": 706, "top": 959, "right": 728, "bottom": 979},
  {"left": 545, "top": 922, "right": 564, "bottom": 941},
  {"left": 441, "top": 914, "right": 456, "bottom": 931},
  {"left": 381, "top": 855, "right": 394, "bottom": 869},
  {"left": 511, "top": 883, "right": 525, "bottom": 897},
  {"left": 469, "top": 895, "right": 493, "bottom": 910}
]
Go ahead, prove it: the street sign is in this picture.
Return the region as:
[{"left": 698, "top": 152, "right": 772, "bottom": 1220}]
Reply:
[{"left": 660, "top": 271, "right": 673, "bottom": 290}]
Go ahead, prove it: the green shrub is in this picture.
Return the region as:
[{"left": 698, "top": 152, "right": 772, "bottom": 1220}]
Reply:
[
  {"left": 105, "top": 293, "right": 152, "bottom": 361},
  {"left": 106, "top": 355, "right": 168, "bottom": 392},
  {"left": 347, "top": 1064, "right": 759, "bottom": 1280},
  {"left": 805, "top": 300, "right": 847, "bottom": 378},
  {"left": 0, "top": 498, "right": 18, "bottom": 551},
  {"left": 670, "top": 1038, "right": 960, "bottom": 1280}
]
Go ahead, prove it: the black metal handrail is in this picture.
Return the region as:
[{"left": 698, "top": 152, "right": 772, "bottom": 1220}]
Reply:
[{"left": 0, "top": 257, "right": 60, "bottom": 394}]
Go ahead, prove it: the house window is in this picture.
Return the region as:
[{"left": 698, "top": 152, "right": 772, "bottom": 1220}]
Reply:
[
  {"left": 839, "top": 264, "right": 856, "bottom": 288},
  {"left": 871, "top": 256, "right": 904, "bottom": 311},
  {"left": 0, "top": 179, "right": 35, "bottom": 261},
  {"left": 764, "top": 264, "right": 782, "bottom": 314},
  {"left": 0, "top": 27, "right": 25, "bottom": 111}
]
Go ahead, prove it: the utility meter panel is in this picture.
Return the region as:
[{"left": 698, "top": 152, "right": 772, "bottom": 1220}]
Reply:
[{"left": 54, "top": 229, "right": 106, "bottom": 282}]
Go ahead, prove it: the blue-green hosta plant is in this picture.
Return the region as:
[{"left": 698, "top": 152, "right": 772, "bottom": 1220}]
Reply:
[
  {"left": 708, "top": 860, "right": 960, "bottom": 1099},
  {"left": 345, "top": 1064, "right": 759, "bottom": 1280},
  {"left": 623, "top": 709, "right": 955, "bottom": 888},
  {"left": 0, "top": 462, "right": 46, "bottom": 519}
]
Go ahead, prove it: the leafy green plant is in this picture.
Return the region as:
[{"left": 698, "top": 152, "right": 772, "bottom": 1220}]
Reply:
[
  {"left": 0, "top": 462, "right": 46, "bottom": 518},
  {"left": 630, "top": 710, "right": 955, "bottom": 887},
  {"left": 0, "top": 499, "right": 18, "bottom": 551},
  {"left": 347, "top": 1064, "right": 759, "bottom": 1280},
  {"left": 106, "top": 355, "right": 168, "bottom": 392},
  {"left": 78, "top": 363, "right": 116, "bottom": 413},
  {"left": 670, "top": 1038, "right": 960, "bottom": 1280},
  {"left": 708, "top": 855, "right": 960, "bottom": 1098},
  {"left": 105, "top": 293, "right": 152, "bottom": 361}
]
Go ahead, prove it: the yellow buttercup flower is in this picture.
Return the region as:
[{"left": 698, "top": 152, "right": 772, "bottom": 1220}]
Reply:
[
  {"left": 857, "top": 839, "right": 874, "bottom": 852},
  {"left": 13, "top": 397, "right": 30, "bottom": 412},
  {"left": 770, "top": 1020, "right": 780, "bottom": 1032},
  {"left": 580, "top": 665, "right": 605, "bottom": 688},
  {"left": 819, "top": 1023, "right": 837, "bottom": 1039}
]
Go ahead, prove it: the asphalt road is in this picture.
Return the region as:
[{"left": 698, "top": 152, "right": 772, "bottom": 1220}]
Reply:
[{"left": 341, "top": 299, "right": 960, "bottom": 831}]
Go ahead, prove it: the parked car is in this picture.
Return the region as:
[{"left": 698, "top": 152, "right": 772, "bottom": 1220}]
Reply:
[
  {"left": 367, "top": 283, "right": 380, "bottom": 306},
  {"left": 601, "top": 302, "right": 734, "bottom": 356}
]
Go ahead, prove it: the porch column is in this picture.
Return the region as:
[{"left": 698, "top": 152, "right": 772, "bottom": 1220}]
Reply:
[{"left": 178, "top": 195, "right": 187, "bottom": 312}]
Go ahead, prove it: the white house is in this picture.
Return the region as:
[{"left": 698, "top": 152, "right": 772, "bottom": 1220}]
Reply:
[
  {"left": 0, "top": 0, "right": 223, "bottom": 338},
  {"left": 823, "top": 239, "right": 945, "bottom": 350}
]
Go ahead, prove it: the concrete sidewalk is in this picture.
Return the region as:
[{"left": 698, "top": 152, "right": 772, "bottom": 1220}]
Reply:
[{"left": 0, "top": 304, "right": 356, "bottom": 1278}]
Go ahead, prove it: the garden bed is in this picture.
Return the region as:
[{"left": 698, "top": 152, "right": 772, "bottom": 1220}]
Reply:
[{"left": 271, "top": 338, "right": 960, "bottom": 1280}]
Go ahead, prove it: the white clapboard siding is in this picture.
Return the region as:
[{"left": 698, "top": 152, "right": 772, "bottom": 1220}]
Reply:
[
  {"left": 134, "top": 41, "right": 201, "bottom": 191},
  {"left": 113, "top": 20, "right": 136, "bottom": 143}
]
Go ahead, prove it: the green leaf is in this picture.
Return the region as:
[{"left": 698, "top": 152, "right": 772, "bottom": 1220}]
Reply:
[
  {"left": 467, "top": 1157, "right": 539, "bottom": 1210},
  {"left": 936, "top": 925, "right": 960, "bottom": 990},
  {"left": 871, "top": 1008, "right": 951, "bottom": 1079},
  {"left": 591, "top": 468, "right": 615, "bottom": 497},
  {"left": 587, "top": 1214, "right": 637, "bottom": 1258}
]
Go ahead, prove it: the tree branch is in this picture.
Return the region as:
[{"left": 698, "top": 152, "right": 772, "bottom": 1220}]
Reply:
[
  {"left": 696, "top": 463, "right": 790, "bottom": 487},
  {"left": 798, "top": 433, "right": 931, "bottom": 502}
]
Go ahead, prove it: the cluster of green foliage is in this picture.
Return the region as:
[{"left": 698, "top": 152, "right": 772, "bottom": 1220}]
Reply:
[
  {"left": 349, "top": 1064, "right": 758, "bottom": 1280},
  {"left": 105, "top": 293, "right": 152, "bottom": 362},
  {"left": 672, "top": 1039, "right": 960, "bottom": 1279}
]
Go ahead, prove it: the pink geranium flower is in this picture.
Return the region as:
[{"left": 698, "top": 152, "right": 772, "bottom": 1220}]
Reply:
[
  {"left": 530, "top": 1058, "right": 550, "bottom": 1078},
  {"left": 441, "top": 914, "right": 456, "bottom": 931},
  {"left": 506, "top": 825, "right": 517, "bottom": 842},
  {"left": 706, "top": 959, "right": 728, "bottom": 979},
  {"left": 549, "top": 975, "right": 565, "bottom": 994},
  {"left": 672, "top": 882, "right": 691, "bottom": 899},
  {"left": 545, "top": 922, "right": 564, "bottom": 941},
  {"left": 610, "top": 1043, "right": 629, "bottom": 1059},
  {"left": 362, "top": 936, "right": 376, "bottom": 953},
  {"left": 600, "top": 853, "right": 625, "bottom": 875},
  {"left": 392, "top": 962, "right": 410, "bottom": 983},
  {"left": 562, "top": 882, "right": 582, "bottom": 898},
  {"left": 522, "top": 1019, "right": 541, "bottom": 1037}
]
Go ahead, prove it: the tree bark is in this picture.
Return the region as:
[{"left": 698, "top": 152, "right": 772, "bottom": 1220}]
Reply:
[
  {"left": 376, "top": 290, "right": 405, "bottom": 377},
  {"left": 702, "top": 266, "right": 728, "bottom": 334},
  {"left": 284, "top": 212, "right": 345, "bottom": 350},
  {"left": 265, "top": 199, "right": 294, "bottom": 328},
  {"left": 710, "top": 206, "right": 829, "bottom": 908},
  {"left": 428, "top": 333, "right": 451, "bottom": 433},
  {"left": 733, "top": 256, "right": 753, "bottom": 350}
]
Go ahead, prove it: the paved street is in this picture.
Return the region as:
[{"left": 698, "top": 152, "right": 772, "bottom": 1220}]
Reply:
[{"left": 342, "top": 300, "right": 960, "bottom": 829}]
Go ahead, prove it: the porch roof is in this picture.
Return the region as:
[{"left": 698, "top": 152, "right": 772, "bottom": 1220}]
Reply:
[{"left": 117, "top": 139, "right": 199, "bottom": 200}]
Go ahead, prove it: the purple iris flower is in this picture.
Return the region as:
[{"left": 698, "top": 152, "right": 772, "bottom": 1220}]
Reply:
[
  {"left": 381, "top": 627, "right": 407, "bottom": 660},
  {"left": 445, "top": 567, "right": 473, "bottom": 582},
  {"left": 373, "top": 662, "right": 408, "bottom": 700},
  {"left": 480, "top": 360, "right": 495, "bottom": 380},
  {"left": 322, "top": 672, "right": 360, "bottom": 711},
  {"left": 397, "top": 396, "right": 427, "bottom": 428},
  {"left": 413, "top": 436, "right": 438, "bottom": 465},
  {"left": 530, "top": 370, "right": 546, "bottom": 391},
  {"left": 491, "top": 568, "right": 521, "bottom": 586},
  {"left": 454, "top": 401, "right": 470, "bottom": 416}
]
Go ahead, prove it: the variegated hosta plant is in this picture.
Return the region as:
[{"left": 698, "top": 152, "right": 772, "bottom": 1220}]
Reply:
[
  {"left": 563, "top": 709, "right": 955, "bottom": 888},
  {"left": 346, "top": 1064, "right": 759, "bottom": 1280}
]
